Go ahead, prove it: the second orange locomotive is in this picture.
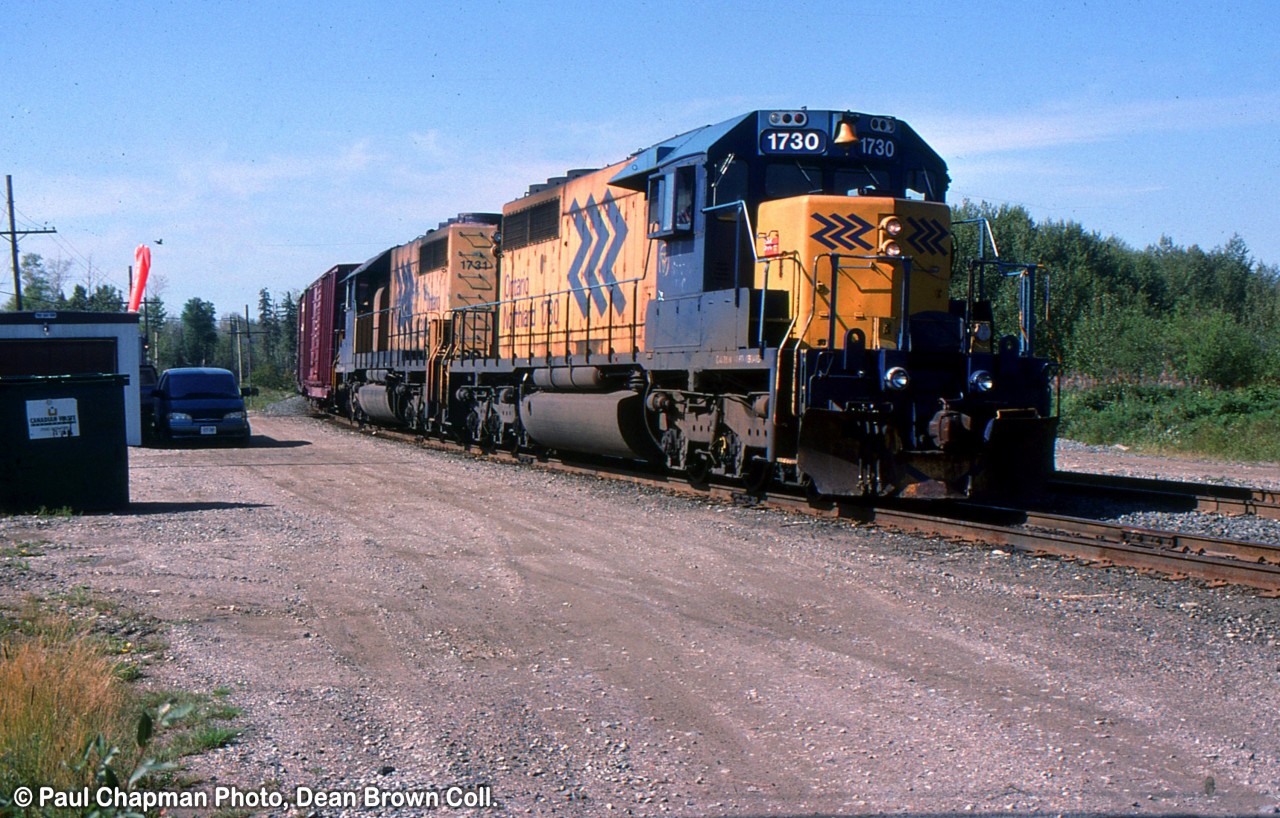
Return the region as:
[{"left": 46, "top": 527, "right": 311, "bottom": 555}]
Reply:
[{"left": 299, "top": 108, "right": 1058, "bottom": 498}]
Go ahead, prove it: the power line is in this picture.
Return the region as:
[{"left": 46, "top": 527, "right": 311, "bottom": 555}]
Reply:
[
  {"left": 11, "top": 202, "right": 105, "bottom": 284},
  {"left": 4, "top": 175, "right": 57, "bottom": 310}
]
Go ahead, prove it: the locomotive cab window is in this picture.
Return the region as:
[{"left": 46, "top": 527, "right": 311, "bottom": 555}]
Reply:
[
  {"left": 906, "top": 168, "right": 942, "bottom": 202},
  {"left": 648, "top": 166, "right": 696, "bottom": 237},
  {"left": 767, "top": 163, "right": 903, "bottom": 199},
  {"left": 834, "top": 168, "right": 886, "bottom": 197},
  {"left": 765, "top": 162, "right": 823, "bottom": 199}
]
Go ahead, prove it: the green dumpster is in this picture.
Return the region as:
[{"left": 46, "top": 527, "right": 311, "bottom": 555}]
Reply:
[{"left": 0, "top": 374, "right": 129, "bottom": 512}]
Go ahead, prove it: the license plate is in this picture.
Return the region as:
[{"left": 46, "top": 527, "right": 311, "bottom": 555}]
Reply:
[{"left": 200, "top": 425, "right": 217, "bottom": 435}]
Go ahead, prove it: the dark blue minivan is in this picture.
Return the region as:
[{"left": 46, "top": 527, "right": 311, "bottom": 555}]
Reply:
[{"left": 152, "top": 367, "right": 253, "bottom": 443}]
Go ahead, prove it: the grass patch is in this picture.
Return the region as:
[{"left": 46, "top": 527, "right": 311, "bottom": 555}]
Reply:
[
  {"left": 134, "top": 689, "right": 243, "bottom": 760},
  {"left": 0, "top": 542, "right": 46, "bottom": 559},
  {"left": 0, "top": 615, "right": 132, "bottom": 794},
  {"left": 244, "top": 386, "right": 293, "bottom": 411},
  {"left": 1060, "top": 383, "right": 1280, "bottom": 461},
  {"left": 27, "top": 586, "right": 170, "bottom": 682},
  {"left": 0, "top": 595, "right": 242, "bottom": 813},
  {"left": 0, "top": 541, "right": 45, "bottom": 574}
]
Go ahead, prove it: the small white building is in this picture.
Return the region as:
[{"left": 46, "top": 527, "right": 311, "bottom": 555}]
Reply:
[{"left": 0, "top": 311, "right": 144, "bottom": 445}]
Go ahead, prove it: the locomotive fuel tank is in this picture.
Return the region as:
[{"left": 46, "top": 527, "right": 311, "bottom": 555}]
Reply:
[
  {"left": 520, "top": 390, "right": 658, "bottom": 461},
  {"left": 355, "top": 382, "right": 406, "bottom": 426}
]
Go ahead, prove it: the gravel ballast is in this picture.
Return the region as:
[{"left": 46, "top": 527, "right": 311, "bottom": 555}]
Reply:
[{"left": 2, "top": 416, "right": 1278, "bottom": 816}]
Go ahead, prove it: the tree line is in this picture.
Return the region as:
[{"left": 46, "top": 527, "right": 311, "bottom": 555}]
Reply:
[
  {"left": 949, "top": 201, "right": 1279, "bottom": 389},
  {"left": 3, "top": 253, "right": 299, "bottom": 389},
  {"left": 6, "top": 207, "right": 1280, "bottom": 393}
]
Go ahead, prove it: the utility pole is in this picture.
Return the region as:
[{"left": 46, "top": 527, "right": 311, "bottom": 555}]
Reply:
[
  {"left": 231, "top": 314, "right": 244, "bottom": 382},
  {"left": 243, "top": 304, "right": 254, "bottom": 387},
  {"left": 4, "top": 175, "right": 57, "bottom": 311},
  {"left": 230, "top": 310, "right": 267, "bottom": 387}
]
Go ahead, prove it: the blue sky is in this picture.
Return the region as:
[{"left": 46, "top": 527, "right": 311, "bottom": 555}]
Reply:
[{"left": 4, "top": 0, "right": 1277, "bottom": 315}]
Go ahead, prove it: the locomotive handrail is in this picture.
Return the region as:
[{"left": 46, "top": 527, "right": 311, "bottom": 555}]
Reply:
[
  {"left": 751, "top": 251, "right": 808, "bottom": 418},
  {"left": 752, "top": 250, "right": 804, "bottom": 353},
  {"left": 449, "top": 276, "right": 645, "bottom": 315},
  {"left": 450, "top": 276, "right": 646, "bottom": 365},
  {"left": 351, "top": 304, "right": 455, "bottom": 366}
]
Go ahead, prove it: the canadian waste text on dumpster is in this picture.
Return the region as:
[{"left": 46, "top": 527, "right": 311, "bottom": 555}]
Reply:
[{"left": 26, "top": 398, "right": 79, "bottom": 439}]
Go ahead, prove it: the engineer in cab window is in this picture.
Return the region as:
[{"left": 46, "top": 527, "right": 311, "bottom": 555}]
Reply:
[{"left": 675, "top": 184, "right": 693, "bottom": 230}]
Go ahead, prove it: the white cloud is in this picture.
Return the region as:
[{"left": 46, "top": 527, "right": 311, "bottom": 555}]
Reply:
[{"left": 920, "top": 92, "right": 1280, "bottom": 157}]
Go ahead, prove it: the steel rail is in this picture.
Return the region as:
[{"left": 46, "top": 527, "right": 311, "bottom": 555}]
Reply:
[
  {"left": 1049, "top": 470, "right": 1280, "bottom": 519},
  {"left": 512, "top": 453, "right": 1280, "bottom": 592},
  {"left": 764, "top": 494, "right": 1280, "bottom": 592},
  {"left": 1018, "top": 508, "right": 1280, "bottom": 565}
]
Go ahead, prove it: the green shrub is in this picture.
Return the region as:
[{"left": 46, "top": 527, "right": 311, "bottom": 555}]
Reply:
[
  {"left": 1061, "top": 383, "right": 1280, "bottom": 460},
  {"left": 1177, "top": 311, "right": 1263, "bottom": 388}
]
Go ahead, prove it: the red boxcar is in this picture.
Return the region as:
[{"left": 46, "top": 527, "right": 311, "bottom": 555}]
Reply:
[{"left": 297, "top": 264, "right": 355, "bottom": 405}]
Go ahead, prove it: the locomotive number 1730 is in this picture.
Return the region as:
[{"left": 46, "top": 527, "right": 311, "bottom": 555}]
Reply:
[{"left": 760, "top": 129, "right": 828, "bottom": 155}]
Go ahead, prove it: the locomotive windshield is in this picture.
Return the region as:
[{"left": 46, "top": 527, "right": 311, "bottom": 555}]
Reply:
[{"left": 762, "top": 160, "right": 945, "bottom": 202}]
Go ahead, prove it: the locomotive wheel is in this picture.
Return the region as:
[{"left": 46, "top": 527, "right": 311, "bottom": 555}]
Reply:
[
  {"left": 743, "top": 458, "right": 772, "bottom": 494},
  {"left": 802, "top": 475, "right": 826, "bottom": 503},
  {"left": 477, "top": 411, "right": 502, "bottom": 454},
  {"left": 686, "top": 452, "right": 712, "bottom": 488}
]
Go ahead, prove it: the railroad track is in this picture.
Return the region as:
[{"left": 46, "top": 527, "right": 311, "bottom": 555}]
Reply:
[
  {"left": 326, "top": 415, "right": 1280, "bottom": 593},
  {"left": 528, "top": 456, "right": 1280, "bottom": 594},
  {"left": 1049, "top": 470, "right": 1280, "bottom": 519},
  {"left": 786, "top": 496, "right": 1280, "bottom": 594}
]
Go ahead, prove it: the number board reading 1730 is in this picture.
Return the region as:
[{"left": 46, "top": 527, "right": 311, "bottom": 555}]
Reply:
[
  {"left": 759, "top": 129, "right": 828, "bottom": 155},
  {"left": 759, "top": 129, "right": 897, "bottom": 159}
]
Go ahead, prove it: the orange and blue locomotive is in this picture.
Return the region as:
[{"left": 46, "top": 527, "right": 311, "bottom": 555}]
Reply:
[{"left": 300, "top": 108, "right": 1058, "bottom": 498}]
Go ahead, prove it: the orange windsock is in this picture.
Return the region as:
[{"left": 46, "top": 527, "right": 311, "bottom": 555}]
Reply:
[{"left": 127, "top": 244, "right": 151, "bottom": 312}]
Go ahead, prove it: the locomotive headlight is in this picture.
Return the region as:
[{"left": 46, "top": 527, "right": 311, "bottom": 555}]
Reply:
[
  {"left": 969, "top": 370, "right": 995, "bottom": 392},
  {"left": 880, "top": 216, "right": 903, "bottom": 236},
  {"left": 880, "top": 240, "right": 902, "bottom": 257},
  {"left": 884, "top": 366, "right": 910, "bottom": 391}
]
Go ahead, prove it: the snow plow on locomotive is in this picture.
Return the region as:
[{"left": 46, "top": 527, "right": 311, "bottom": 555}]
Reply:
[{"left": 299, "top": 108, "right": 1058, "bottom": 499}]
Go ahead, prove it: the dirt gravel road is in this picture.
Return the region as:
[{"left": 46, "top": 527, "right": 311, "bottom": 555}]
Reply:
[{"left": 4, "top": 414, "right": 1279, "bottom": 816}]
